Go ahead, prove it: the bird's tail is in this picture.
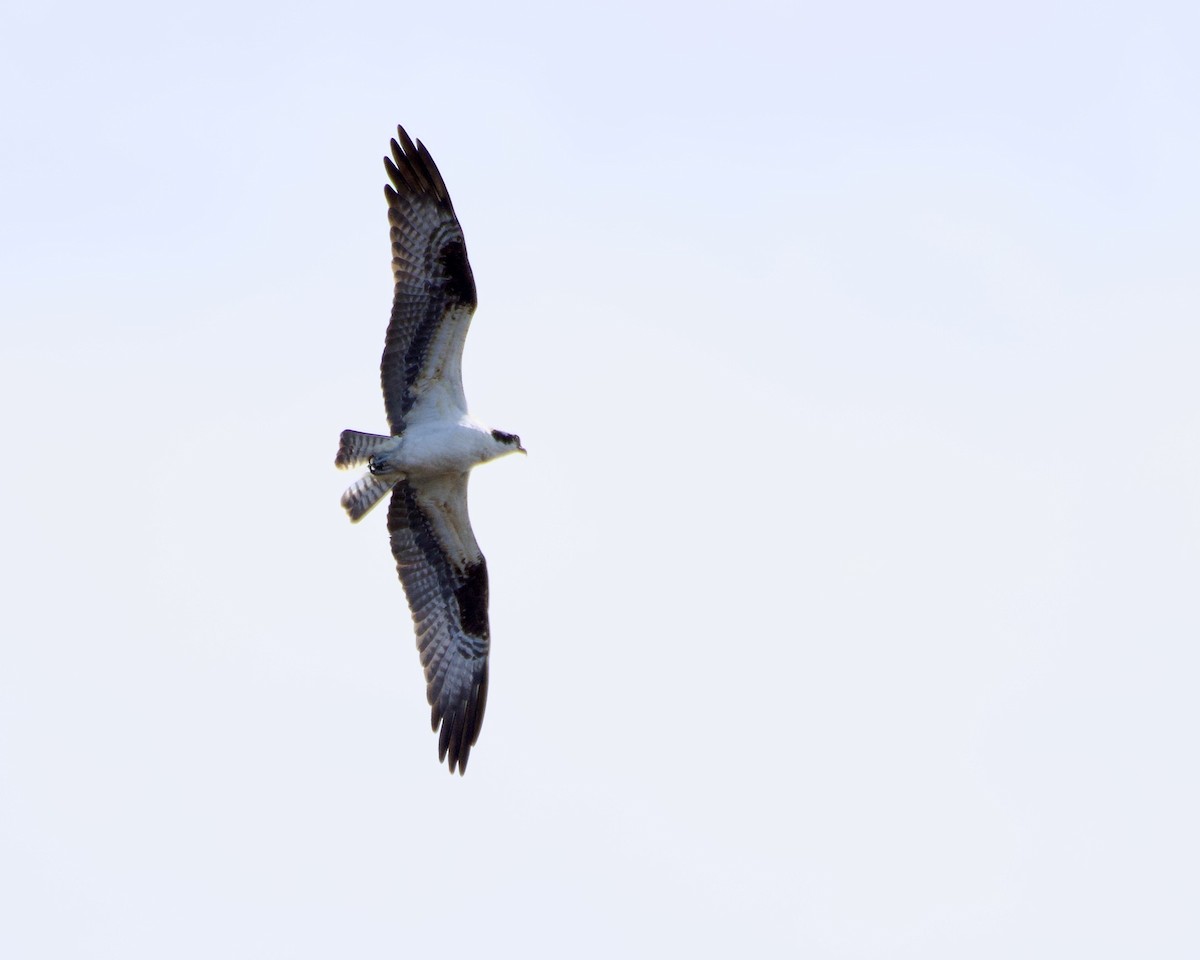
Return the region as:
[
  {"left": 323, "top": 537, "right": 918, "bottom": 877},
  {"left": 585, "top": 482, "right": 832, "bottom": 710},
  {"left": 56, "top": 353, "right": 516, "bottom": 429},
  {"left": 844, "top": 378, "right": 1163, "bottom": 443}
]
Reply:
[
  {"left": 336, "top": 429, "right": 397, "bottom": 521},
  {"left": 334, "top": 429, "right": 392, "bottom": 469},
  {"left": 340, "top": 472, "right": 397, "bottom": 522}
]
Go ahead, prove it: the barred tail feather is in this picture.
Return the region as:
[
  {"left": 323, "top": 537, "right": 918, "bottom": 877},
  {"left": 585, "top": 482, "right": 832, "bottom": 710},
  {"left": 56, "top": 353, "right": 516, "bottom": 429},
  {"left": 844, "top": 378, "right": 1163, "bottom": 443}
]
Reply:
[
  {"left": 341, "top": 472, "right": 398, "bottom": 522},
  {"left": 335, "top": 429, "right": 392, "bottom": 469}
]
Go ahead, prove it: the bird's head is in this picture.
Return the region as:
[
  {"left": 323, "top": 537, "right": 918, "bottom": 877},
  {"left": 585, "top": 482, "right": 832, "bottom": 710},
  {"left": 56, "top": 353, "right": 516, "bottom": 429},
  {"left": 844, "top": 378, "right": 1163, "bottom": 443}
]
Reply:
[{"left": 490, "top": 429, "right": 527, "bottom": 456}]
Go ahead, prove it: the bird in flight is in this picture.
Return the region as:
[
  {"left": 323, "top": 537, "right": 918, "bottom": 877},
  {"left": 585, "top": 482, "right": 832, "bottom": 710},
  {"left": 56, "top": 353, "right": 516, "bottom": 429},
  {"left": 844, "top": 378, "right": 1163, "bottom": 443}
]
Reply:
[{"left": 335, "top": 125, "right": 525, "bottom": 774}]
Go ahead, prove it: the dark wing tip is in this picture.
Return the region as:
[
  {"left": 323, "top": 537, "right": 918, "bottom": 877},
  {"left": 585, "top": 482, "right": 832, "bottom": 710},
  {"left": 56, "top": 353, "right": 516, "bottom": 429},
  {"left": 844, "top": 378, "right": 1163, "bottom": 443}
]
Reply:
[
  {"left": 434, "top": 658, "right": 489, "bottom": 775},
  {"left": 383, "top": 125, "right": 455, "bottom": 212},
  {"left": 414, "top": 139, "right": 451, "bottom": 204},
  {"left": 384, "top": 151, "right": 420, "bottom": 195},
  {"left": 395, "top": 124, "right": 419, "bottom": 160}
]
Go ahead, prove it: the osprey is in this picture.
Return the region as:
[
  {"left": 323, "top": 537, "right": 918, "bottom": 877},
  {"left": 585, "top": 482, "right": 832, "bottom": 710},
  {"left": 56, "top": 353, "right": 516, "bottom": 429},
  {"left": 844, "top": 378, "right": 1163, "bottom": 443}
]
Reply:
[{"left": 335, "top": 126, "right": 524, "bottom": 774}]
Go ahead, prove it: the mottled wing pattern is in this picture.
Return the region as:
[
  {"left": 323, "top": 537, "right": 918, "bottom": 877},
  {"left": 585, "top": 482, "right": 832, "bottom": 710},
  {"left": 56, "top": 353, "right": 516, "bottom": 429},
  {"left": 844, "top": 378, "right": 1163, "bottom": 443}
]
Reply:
[
  {"left": 382, "top": 126, "right": 478, "bottom": 433},
  {"left": 387, "top": 475, "right": 490, "bottom": 774}
]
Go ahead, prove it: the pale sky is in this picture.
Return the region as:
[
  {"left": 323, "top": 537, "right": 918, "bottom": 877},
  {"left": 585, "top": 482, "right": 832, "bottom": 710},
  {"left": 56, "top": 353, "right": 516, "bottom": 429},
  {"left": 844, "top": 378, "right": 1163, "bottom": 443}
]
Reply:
[{"left": 2, "top": 1, "right": 1198, "bottom": 956}]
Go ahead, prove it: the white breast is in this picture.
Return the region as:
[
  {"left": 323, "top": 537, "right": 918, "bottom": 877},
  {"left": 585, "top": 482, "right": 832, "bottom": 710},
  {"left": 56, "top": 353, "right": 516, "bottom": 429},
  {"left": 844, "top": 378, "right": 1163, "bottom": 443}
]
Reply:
[{"left": 392, "top": 417, "right": 496, "bottom": 477}]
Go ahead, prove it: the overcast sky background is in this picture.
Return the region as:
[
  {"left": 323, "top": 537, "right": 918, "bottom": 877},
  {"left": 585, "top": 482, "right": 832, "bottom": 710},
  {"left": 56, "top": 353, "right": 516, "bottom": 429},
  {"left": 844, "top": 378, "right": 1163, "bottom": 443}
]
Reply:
[{"left": 2, "top": 1, "right": 1198, "bottom": 956}]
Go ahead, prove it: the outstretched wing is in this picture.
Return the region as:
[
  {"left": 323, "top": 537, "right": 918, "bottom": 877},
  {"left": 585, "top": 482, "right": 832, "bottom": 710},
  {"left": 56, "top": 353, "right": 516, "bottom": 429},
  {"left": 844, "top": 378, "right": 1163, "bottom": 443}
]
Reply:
[
  {"left": 381, "top": 126, "right": 478, "bottom": 433},
  {"left": 387, "top": 475, "right": 490, "bottom": 774}
]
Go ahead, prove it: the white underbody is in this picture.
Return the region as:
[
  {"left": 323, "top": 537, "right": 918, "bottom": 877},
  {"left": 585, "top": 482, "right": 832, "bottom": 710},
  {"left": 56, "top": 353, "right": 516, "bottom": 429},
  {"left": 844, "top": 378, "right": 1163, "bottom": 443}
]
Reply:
[
  {"left": 338, "top": 378, "right": 519, "bottom": 528},
  {"left": 374, "top": 415, "right": 508, "bottom": 478},
  {"left": 364, "top": 412, "right": 515, "bottom": 567}
]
